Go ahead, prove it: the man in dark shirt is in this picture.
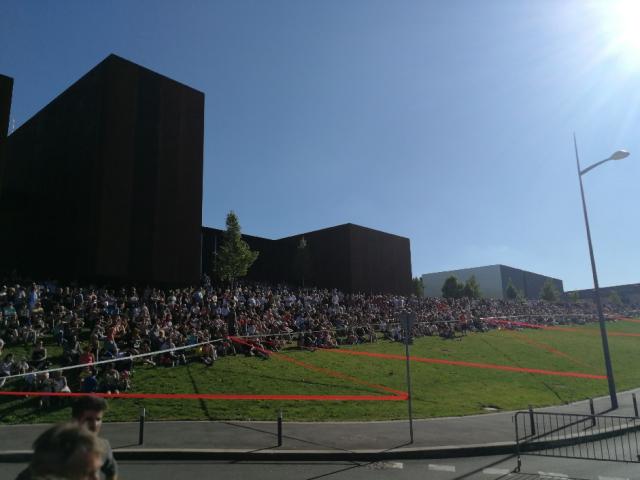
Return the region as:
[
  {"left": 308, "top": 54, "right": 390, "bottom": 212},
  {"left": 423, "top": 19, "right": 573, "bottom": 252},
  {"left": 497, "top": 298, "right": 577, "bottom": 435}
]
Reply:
[{"left": 71, "top": 396, "right": 119, "bottom": 480}]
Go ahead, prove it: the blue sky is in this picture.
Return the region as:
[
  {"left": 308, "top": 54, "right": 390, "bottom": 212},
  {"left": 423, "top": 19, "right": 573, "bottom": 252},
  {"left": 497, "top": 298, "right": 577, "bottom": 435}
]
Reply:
[{"left": 1, "top": 0, "right": 638, "bottom": 291}]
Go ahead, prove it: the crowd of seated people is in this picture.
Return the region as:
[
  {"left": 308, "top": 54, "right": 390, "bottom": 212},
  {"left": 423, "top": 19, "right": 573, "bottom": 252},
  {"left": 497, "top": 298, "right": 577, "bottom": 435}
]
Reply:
[{"left": 0, "top": 278, "right": 637, "bottom": 400}]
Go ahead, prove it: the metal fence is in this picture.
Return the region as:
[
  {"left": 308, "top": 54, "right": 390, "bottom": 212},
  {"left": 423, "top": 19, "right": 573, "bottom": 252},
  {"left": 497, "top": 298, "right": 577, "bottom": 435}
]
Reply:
[{"left": 514, "top": 410, "right": 640, "bottom": 472}]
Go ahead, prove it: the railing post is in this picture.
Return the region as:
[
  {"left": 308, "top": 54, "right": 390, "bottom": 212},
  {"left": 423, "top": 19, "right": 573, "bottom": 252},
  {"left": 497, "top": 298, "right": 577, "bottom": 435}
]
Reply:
[
  {"left": 589, "top": 398, "right": 596, "bottom": 427},
  {"left": 277, "top": 409, "right": 283, "bottom": 447},
  {"left": 514, "top": 413, "right": 522, "bottom": 473},
  {"left": 528, "top": 405, "right": 536, "bottom": 436},
  {"left": 138, "top": 407, "right": 145, "bottom": 445},
  {"left": 634, "top": 393, "right": 639, "bottom": 418}
]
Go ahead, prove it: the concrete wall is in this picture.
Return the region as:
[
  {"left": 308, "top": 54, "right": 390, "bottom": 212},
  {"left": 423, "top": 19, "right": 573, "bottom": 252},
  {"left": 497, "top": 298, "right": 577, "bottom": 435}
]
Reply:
[
  {"left": 500, "top": 265, "right": 564, "bottom": 300},
  {"left": 567, "top": 283, "right": 640, "bottom": 305},
  {"left": 422, "top": 265, "right": 503, "bottom": 298},
  {"left": 422, "top": 264, "right": 564, "bottom": 299}
]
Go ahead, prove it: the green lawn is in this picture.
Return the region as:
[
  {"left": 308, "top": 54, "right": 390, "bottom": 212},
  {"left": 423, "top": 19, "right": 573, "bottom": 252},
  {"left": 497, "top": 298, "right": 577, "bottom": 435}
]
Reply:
[{"left": 2, "top": 319, "right": 640, "bottom": 423}]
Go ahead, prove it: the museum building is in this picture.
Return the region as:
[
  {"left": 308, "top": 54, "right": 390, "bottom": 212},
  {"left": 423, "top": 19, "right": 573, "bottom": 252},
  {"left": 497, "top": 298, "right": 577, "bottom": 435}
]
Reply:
[{"left": 0, "top": 55, "right": 412, "bottom": 294}]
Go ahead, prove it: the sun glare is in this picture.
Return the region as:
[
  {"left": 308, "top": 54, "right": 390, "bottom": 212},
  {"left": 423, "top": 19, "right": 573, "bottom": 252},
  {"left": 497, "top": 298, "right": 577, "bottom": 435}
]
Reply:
[{"left": 599, "top": 0, "right": 640, "bottom": 69}]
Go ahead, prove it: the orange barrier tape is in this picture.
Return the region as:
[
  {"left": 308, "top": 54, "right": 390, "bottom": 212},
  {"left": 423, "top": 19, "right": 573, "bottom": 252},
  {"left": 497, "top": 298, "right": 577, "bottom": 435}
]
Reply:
[
  {"left": 324, "top": 349, "right": 606, "bottom": 379},
  {"left": 229, "top": 336, "right": 406, "bottom": 398},
  {"left": 503, "top": 330, "right": 594, "bottom": 369},
  {"left": 0, "top": 391, "right": 406, "bottom": 401},
  {"left": 544, "top": 326, "right": 640, "bottom": 337}
]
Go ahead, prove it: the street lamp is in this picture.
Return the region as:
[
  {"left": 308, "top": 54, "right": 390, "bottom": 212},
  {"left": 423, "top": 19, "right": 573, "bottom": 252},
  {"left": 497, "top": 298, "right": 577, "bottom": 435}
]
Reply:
[{"left": 573, "top": 133, "right": 630, "bottom": 410}]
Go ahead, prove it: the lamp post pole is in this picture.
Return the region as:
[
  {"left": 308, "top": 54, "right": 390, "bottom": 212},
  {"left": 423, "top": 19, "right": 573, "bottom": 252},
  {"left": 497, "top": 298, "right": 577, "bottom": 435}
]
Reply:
[{"left": 573, "top": 134, "right": 630, "bottom": 410}]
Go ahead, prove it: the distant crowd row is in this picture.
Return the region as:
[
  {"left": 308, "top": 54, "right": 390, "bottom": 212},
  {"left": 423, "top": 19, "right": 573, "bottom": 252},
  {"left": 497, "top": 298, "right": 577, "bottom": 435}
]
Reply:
[{"left": 0, "top": 279, "right": 637, "bottom": 398}]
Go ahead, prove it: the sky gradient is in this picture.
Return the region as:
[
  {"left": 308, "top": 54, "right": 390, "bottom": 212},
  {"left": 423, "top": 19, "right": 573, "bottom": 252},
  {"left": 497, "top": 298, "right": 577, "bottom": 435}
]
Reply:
[{"left": 1, "top": 0, "right": 638, "bottom": 291}]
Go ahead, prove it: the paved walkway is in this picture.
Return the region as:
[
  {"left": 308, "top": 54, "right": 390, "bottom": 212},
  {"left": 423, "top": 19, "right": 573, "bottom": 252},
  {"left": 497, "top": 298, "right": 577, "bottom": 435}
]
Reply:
[{"left": 1, "top": 388, "right": 639, "bottom": 459}]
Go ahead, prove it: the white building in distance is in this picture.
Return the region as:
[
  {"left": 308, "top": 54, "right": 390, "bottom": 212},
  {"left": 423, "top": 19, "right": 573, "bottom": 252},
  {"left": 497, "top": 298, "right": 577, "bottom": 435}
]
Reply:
[{"left": 421, "top": 264, "right": 563, "bottom": 300}]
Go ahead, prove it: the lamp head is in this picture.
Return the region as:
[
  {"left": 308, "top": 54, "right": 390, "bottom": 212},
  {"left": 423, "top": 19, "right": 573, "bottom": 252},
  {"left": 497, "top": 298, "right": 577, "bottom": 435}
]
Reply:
[{"left": 609, "top": 150, "right": 630, "bottom": 160}]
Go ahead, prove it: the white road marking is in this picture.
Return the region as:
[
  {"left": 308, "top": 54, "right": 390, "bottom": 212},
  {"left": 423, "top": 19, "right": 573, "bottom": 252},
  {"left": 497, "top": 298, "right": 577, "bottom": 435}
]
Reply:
[
  {"left": 538, "top": 472, "right": 568, "bottom": 479},
  {"left": 599, "top": 477, "right": 629, "bottom": 480},
  {"left": 482, "top": 468, "right": 511, "bottom": 475},
  {"left": 428, "top": 464, "right": 456, "bottom": 472},
  {"left": 366, "top": 462, "right": 403, "bottom": 470}
]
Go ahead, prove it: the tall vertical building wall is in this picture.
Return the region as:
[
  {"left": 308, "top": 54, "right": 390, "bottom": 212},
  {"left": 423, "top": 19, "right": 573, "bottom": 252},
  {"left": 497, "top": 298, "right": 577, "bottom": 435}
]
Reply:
[
  {"left": 348, "top": 224, "right": 412, "bottom": 294},
  {"left": 0, "top": 55, "right": 204, "bottom": 284},
  {"left": 2, "top": 54, "right": 411, "bottom": 291},
  {"left": 0, "top": 74, "right": 13, "bottom": 139},
  {"left": 499, "top": 265, "right": 563, "bottom": 300}
]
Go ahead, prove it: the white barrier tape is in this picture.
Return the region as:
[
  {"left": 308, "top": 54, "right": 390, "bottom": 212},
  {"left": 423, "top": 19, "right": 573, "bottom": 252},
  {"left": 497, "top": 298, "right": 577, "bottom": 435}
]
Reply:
[
  {"left": 0, "top": 329, "right": 344, "bottom": 382},
  {"left": 0, "top": 338, "right": 224, "bottom": 381}
]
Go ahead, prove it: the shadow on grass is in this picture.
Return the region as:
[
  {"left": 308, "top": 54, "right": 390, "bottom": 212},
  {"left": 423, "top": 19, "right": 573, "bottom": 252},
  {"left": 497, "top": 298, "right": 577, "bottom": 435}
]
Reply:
[
  {"left": 0, "top": 394, "right": 70, "bottom": 423},
  {"left": 186, "top": 363, "right": 215, "bottom": 421}
]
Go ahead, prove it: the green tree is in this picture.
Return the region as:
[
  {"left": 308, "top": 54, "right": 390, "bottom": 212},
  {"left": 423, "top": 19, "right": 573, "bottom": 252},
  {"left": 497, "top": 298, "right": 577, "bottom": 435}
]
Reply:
[
  {"left": 608, "top": 289, "right": 623, "bottom": 306},
  {"left": 412, "top": 277, "right": 424, "bottom": 297},
  {"left": 505, "top": 278, "right": 519, "bottom": 300},
  {"left": 567, "top": 291, "right": 580, "bottom": 302},
  {"left": 442, "top": 276, "right": 464, "bottom": 299},
  {"left": 462, "top": 275, "right": 481, "bottom": 299},
  {"left": 214, "top": 211, "right": 259, "bottom": 286},
  {"left": 540, "top": 279, "right": 559, "bottom": 302}
]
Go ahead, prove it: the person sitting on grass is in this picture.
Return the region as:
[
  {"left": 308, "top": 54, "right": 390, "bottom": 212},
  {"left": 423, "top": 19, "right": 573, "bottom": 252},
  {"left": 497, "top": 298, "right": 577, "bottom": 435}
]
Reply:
[
  {"left": 22, "top": 324, "right": 36, "bottom": 346},
  {"left": 101, "top": 364, "right": 120, "bottom": 394},
  {"left": 78, "top": 346, "right": 95, "bottom": 366},
  {"left": 63, "top": 334, "right": 82, "bottom": 366},
  {"left": 0, "top": 352, "right": 15, "bottom": 388},
  {"left": 36, "top": 371, "right": 53, "bottom": 409},
  {"left": 118, "top": 369, "right": 131, "bottom": 391},
  {"left": 53, "top": 370, "right": 71, "bottom": 394},
  {"left": 217, "top": 337, "right": 236, "bottom": 357},
  {"left": 80, "top": 369, "right": 98, "bottom": 394},
  {"left": 30, "top": 340, "right": 48, "bottom": 369},
  {"left": 102, "top": 338, "right": 118, "bottom": 360},
  {"left": 1, "top": 352, "right": 15, "bottom": 376},
  {"left": 247, "top": 337, "right": 270, "bottom": 359},
  {"left": 139, "top": 340, "right": 156, "bottom": 367},
  {"left": 201, "top": 341, "right": 217, "bottom": 366}
]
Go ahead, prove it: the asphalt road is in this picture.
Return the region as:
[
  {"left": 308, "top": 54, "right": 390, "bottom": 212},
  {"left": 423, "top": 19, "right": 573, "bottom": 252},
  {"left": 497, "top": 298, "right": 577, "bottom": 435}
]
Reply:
[{"left": 2, "top": 455, "right": 638, "bottom": 480}]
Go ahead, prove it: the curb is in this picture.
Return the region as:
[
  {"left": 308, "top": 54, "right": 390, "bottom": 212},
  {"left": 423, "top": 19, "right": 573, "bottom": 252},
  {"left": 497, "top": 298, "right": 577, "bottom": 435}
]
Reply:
[
  {"left": 2, "top": 421, "right": 639, "bottom": 463},
  {"left": 1, "top": 419, "right": 638, "bottom": 462},
  {"left": 0, "top": 442, "right": 518, "bottom": 463}
]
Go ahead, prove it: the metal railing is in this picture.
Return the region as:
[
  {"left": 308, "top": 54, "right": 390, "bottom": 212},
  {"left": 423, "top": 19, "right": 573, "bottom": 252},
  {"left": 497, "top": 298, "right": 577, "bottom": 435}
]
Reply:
[{"left": 514, "top": 410, "right": 640, "bottom": 471}]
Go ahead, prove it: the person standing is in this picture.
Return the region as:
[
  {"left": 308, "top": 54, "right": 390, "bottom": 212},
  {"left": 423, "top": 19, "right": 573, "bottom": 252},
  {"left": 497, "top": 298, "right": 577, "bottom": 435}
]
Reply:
[{"left": 71, "top": 396, "right": 119, "bottom": 480}]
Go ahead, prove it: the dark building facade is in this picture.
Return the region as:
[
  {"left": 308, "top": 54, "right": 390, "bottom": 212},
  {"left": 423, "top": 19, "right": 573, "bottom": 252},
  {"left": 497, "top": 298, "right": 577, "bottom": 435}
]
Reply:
[
  {"left": 0, "top": 74, "right": 12, "bottom": 140},
  {"left": 2, "top": 55, "right": 411, "bottom": 292},
  {"left": 202, "top": 223, "right": 412, "bottom": 295},
  {"left": 0, "top": 55, "right": 204, "bottom": 285}
]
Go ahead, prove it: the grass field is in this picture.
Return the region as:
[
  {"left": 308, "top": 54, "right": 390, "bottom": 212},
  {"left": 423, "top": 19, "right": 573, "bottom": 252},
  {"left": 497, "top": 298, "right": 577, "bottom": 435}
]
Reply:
[{"left": 2, "top": 318, "right": 640, "bottom": 423}]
